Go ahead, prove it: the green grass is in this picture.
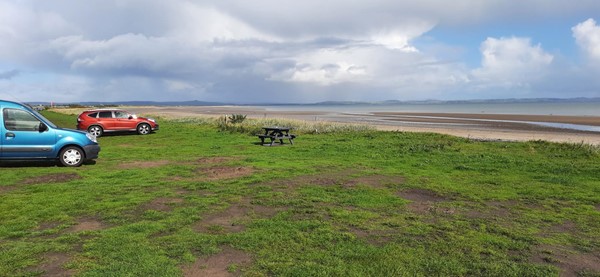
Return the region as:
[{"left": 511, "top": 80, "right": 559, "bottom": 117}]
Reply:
[{"left": 0, "top": 111, "right": 599, "bottom": 276}]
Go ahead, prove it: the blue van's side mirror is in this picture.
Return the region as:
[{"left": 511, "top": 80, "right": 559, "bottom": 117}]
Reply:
[{"left": 39, "top": 123, "right": 48, "bottom": 132}]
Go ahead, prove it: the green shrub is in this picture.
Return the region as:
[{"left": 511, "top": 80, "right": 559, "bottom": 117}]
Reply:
[{"left": 227, "top": 114, "right": 247, "bottom": 124}]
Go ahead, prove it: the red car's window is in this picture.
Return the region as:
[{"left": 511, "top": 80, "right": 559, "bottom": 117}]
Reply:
[
  {"left": 87, "top": 112, "right": 98, "bottom": 118},
  {"left": 98, "top": 111, "right": 112, "bottom": 118},
  {"left": 114, "top": 111, "right": 129, "bottom": 118}
]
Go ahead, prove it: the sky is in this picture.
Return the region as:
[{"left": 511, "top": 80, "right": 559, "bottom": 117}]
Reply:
[{"left": 1, "top": 0, "right": 600, "bottom": 104}]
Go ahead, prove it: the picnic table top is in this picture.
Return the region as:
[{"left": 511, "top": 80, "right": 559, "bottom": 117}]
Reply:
[{"left": 262, "top": 126, "right": 291, "bottom": 131}]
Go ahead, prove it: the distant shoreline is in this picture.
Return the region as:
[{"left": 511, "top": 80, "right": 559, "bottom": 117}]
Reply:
[{"left": 121, "top": 106, "right": 600, "bottom": 145}]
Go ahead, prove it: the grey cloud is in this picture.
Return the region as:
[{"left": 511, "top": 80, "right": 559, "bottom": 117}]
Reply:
[
  {"left": 1, "top": 1, "right": 600, "bottom": 103},
  {"left": 0, "top": 70, "right": 19, "bottom": 80}
]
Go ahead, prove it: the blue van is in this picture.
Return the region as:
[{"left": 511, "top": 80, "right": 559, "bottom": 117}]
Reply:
[{"left": 0, "top": 100, "right": 100, "bottom": 167}]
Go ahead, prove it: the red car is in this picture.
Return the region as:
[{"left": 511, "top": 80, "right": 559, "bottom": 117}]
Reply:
[{"left": 77, "top": 109, "right": 159, "bottom": 137}]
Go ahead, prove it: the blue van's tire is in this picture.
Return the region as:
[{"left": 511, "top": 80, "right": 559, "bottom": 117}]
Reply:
[
  {"left": 59, "top": 146, "right": 84, "bottom": 167},
  {"left": 88, "top": 125, "right": 103, "bottom": 137},
  {"left": 137, "top": 123, "right": 151, "bottom": 135}
]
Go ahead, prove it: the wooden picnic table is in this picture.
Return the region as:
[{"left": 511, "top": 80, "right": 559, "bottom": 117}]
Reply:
[{"left": 257, "top": 126, "right": 296, "bottom": 146}]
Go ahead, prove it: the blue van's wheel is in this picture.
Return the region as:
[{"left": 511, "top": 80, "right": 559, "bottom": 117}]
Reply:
[
  {"left": 88, "top": 125, "right": 103, "bottom": 137},
  {"left": 59, "top": 146, "right": 84, "bottom": 167}
]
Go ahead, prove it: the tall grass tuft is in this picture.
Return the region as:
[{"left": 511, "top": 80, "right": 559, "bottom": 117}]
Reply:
[{"left": 171, "top": 116, "right": 374, "bottom": 134}]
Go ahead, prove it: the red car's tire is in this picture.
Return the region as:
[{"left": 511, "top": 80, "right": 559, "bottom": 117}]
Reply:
[
  {"left": 88, "top": 125, "right": 103, "bottom": 137},
  {"left": 137, "top": 123, "right": 151, "bottom": 135}
]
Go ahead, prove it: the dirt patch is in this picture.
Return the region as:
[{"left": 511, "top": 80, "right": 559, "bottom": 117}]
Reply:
[
  {"left": 194, "top": 205, "right": 249, "bottom": 234},
  {"left": 21, "top": 173, "right": 81, "bottom": 185},
  {"left": 194, "top": 200, "right": 282, "bottom": 234},
  {"left": 37, "top": 221, "right": 63, "bottom": 231},
  {"left": 182, "top": 246, "right": 252, "bottom": 277},
  {"left": 175, "top": 188, "right": 191, "bottom": 195},
  {"left": 347, "top": 226, "right": 394, "bottom": 246},
  {"left": 397, "top": 189, "right": 452, "bottom": 214},
  {"left": 197, "top": 166, "right": 254, "bottom": 180},
  {"left": 264, "top": 169, "right": 358, "bottom": 193},
  {"left": 197, "top": 157, "right": 236, "bottom": 164},
  {"left": 0, "top": 185, "right": 17, "bottom": 194},
  {"left": 596, "top": 204, "right": 600, "bottom": 212},
  {"left": 30, "top": 252, "right": 75, "bottom": 276},
  {"left": 140, "top": 197, "right": 185, "bottom": 212},
  {"left": 343, "top": 175, "right": 405, "bottom": 189},
  {"left": 464, "top": 201, "right": 515, "bottom": 220},
  {"left": 264, "top": 170, "right": 404, "bottom": 193},
  {"left": 464, "top": 200, "right": 545, "bottom": 223},
  {"left": 531, "top": 244, "right": 600, "bottom": 276},
  {"left": 67, "top": 217, "right": 107, "bottom": 232},
  {"left": 296, "top": 169, "right": 357, "bottom": 186},
  {"left": 543, "top": 220, "right": 578, "bottom": 236},
  {"left": 121, "top": 160, "right": 170, "bottom": 169}
]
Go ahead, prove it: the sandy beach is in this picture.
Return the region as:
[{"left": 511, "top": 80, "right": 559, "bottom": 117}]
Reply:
[{"left": 124, "top": 106, "right": 600, "bottom": 145}]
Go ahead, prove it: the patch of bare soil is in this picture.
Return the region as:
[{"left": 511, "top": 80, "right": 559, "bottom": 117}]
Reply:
[
  {"left": 67, "top": 217, "right": 107, "bottom": 232},
  {"left": 182, "top": 246, "right": 252, "bottom": 277},
  {"left": 264, "top": 169, "right": 357, "bottom": 193},
  {"left": 30, "top": 252, "right": 75, "bottom": 276},
  {"left": 21, "top": 173, "right": 81, "bottom": 185},
  {"left": 343, "top": 175, "right": 405, "bottom": 189},
  {"left": 347, "top": 226, "right": 394, "bottom": 246},
  {"left": 463, "top": 200, "right": 516, "bottom": 220},
  {"left": 197, "top": 166, "right": 254, "bottom": 180},
  {"left": 175, "top": 188, "right": 191, "bottom": 195},
  {"left": 596, "top": 204, "right": 600, "bottom": 212},
  {"left": 531, "top": 244, "right": 600, "bottom": 276},
  {"left": 197, "top": 157, "right": 236, "bottom": 164},
  {"left": 265, "top": 169, "right": 405, "bottom": 194},
  {"left": 194, "top": 200, "right": 281, "bottom": 234},
  {"left": 397, "top": 189, "right": 453, "bottom": 214},
  {"left": 36, "top": 221, "right": 63, "bottom": 231},
  {"left": 121, "top": 160, "right": 170, "bottom": 169},
  {"left": 0, "top": 185, "right": 17, "bottom": 194},
  {"left": 540, "top": 220, "right": 578, "bottom": 238},
  {"left": 140, "top": 197, "right": 185, "bottom": 212}
]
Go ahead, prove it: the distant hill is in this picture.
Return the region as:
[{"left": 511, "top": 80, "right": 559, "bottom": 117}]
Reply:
[
  {"left": 27, "top": 100, "right": 226, "bottom": 106},
  {"left": 311, "top": 97, "right": 600, "bottom": 105},
  {"left": 27, "top": 97, "right": 600, "bottom": 106}
]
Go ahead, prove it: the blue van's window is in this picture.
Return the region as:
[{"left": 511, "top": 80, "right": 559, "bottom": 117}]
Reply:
[
  {"left": 30, "top": 109, "right": 57, "bottom": 128},
  {"left": 3, "top": 108, "right": 42, "bottom": 131}
]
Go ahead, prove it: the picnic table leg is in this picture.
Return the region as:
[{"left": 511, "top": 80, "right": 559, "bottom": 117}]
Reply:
[
  {"left": 269, "top": 137, "right": 275, "bottom": 146},
  {"left": 289, "top": 138, "right": 293, "bottom": 145}
]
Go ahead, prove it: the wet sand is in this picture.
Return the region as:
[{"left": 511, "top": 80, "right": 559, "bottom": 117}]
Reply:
[{"left": 125, "top": 106, "right": 600, "bottom": 145}]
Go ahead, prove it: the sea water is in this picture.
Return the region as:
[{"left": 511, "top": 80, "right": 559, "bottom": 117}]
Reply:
[
  {"left": 261, "top": 102, "right": 600, "bottom": 116},
  {"left": 258, "top": 102, "right": 600, "bottom": 132}
]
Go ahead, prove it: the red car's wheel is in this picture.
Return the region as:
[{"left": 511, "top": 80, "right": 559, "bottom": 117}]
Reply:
[
  {"left": 137, "top": 123, "right": 151, "bottom": 135},
  {"left": 88, "top": 125, "right": 103, "bottom": 137}
]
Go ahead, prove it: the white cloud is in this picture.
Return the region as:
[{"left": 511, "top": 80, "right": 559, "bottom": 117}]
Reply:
[
  {"left": 0, "top": 1, "right": 75, "bottom": 62},
  {"left": 167, "top": 3, "right": 279, "bottom": 42},
  {"left": 1, "top": 1, "right": 599, "bottom": 102},
  {"left": 572, "top": 18, "right": 600, "bottom": 62},
  {"left": 267, "top": 47, "right": 372, "bottom": 85},
  {"left": 472, "top": 37, "right": 553, "bottom": 90}
]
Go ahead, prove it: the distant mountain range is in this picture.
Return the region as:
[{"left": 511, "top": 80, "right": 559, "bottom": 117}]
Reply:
[
  {"left": 27, "top": 97, "right": 600, "bottom": 106},
  {"left": 311, "top": 97, "right": 600, "bottom": 105}
]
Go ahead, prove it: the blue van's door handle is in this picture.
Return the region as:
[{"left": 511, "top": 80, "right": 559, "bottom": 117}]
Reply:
[{"left": 6, "top": 132, "right": 15, "bottom": 138}]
